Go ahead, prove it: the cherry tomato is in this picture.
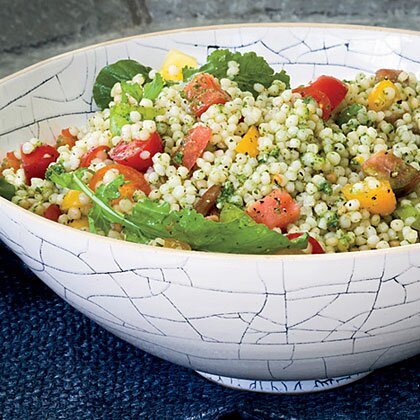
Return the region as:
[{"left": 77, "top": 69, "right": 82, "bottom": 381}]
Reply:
[
  {"left": 184, "top": 73, "right": 231, "bottom": 117},
  {"left": 375, "top": 69, "right": 402, "bottom": 83},
  {"left": 362, "top": 150, "right": 420, "bottom": 197},
  {"left": 56, "top": 128, "right": 77, "bottom": 149},
  {"left": 246, "top": 189, "right": 300, "bottom": 230},
  {"left": 21, "top": 144, "right": 59, "bottom": 183},
  {"left": 89, "top": 163, "right": 151, "bottom": 197},
  {"left": 109, "top": 132, "right": 163, "bottom": 172},
  {"left": 80, "top": 145, "right": 110, "bottom": 168},
  {"left": 1, "top": 151, "right": 21, "bottom": 172},
  {"left": 43, "top": 204, "right": 62, "bottom": 222},
  {"left": 368, "top": 80, "right": 399, "bottom": 112},
  {"left": 286, "top": 232, "right": 325, "bottom": 254},
  {"left": 293, "top": 75, "right": 348, "bottom": 120},
  {"left": 308, "top": 76, "right": 348, "bottom": 109},
  {"left": 294, "top": 87, "right": 332, "bottom": 120},
  {"left": 177, "top": 126, "right": 212, "bottom": 170}
]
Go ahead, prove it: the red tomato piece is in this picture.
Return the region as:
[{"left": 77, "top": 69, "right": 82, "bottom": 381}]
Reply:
[
  {"left": 286, "top": 232, "right": 325, "bottom": 254},
  {"left": 80, "top": 145, "right": 110, "bottom": 168},
  {"left": 89, "top": 163, "right": 151, "bottom": 197},
  {"left": 293, "top": 86, "right": 333, "bottom": 120},
  {"left": 246, "top": 189, "right": 300, "bottom": 230},
  {"left": 109, "top": 132, "right": 163, "bottom": 173},
  {"left": 43, "top": 204, "right": 62, "bottom": 222},
  {"left": 178, "top": 126, "right": 212, "bottom": 170},
  {"left": 1, "top": 151, "right": 21, "bottom": 172},
  {"left": 184, "top": 73, "right": 231, "bottom": 117},
  {"left": 293, "top": 75, "right": 348, "bottom": 120},
  {"left": 309, "top": 76, "right": 348, "bottom": 109},
  {"left": 21, "top": 144, "right": 59, "bottom": 183}
]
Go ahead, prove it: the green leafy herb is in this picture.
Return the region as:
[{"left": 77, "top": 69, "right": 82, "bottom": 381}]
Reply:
[
  {"left": 143, "top": 73, "right": 165, "bottom": 101},
  {"left": 127, "top": 200, "right": 307, "bottom": 254},
  {"left": 87, "top": 175, "right": 125, "bottom": 234},
  {"left": 109, "top": 103, "right": 164, "bottom": 136},
  {"left": 336, "top": 104, "right": 364, "bottom": 126},
  {"left": 183, "top": 49, "right": 290, "bottom": 97},
  {"left": 93, "top": 60, "right": 152, "bottom": 110},
  {"left": 173, "top": 151, "right": 184, "bottom": 165},
  {"left": 319, "top": 180, "right": 333, "bottom": 195},
  {"left": 121, "top": 81, "right": 143, "bottom": 103},
  {"left": 269, "top": 147, "right": 280, "bottom": 158},
  {"left": 45, "top": 163, "right": 84, "bottom": 189},
  {"left": 0, "top": 177, "right": 16, "bottom": 200}
]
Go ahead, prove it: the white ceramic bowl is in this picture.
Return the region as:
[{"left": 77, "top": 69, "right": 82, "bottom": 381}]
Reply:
[{"left": 1, "top": 23, "right": 420, "bottom": 394}]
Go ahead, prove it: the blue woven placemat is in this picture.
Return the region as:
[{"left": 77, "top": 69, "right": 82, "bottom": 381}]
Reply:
[{"left": 1, "top": 243, "right": 419, "bottom": 419}]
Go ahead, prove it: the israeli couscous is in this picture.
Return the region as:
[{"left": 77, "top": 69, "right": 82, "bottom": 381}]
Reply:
[{"left": 1, "top": 49, "right": 419, "bottom": 254}]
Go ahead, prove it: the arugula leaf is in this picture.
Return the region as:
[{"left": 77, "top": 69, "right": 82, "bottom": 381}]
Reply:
[
  {"left": 143, "top": 73, "right": 165, "bottom": 101},
  {"left": 0, "top": 177, "right": 16, "bottom": 200},
  {"left": 46, "top": 168, "right": 307, "bottom": 254},
  {"left": 87, "top": 175, "right": 124, "bottom": 234},
  {"left": 183, "top": 49, "right": 290, "bottom": 97},
  {"left": 93, "top": 60, "right": 152, "bottom": 110},
  {"left": 121, "top": 81, "right": 143, "bottom": 103},
  {"left": 126, "top": 200, "right": 307, "bottom": 254}
]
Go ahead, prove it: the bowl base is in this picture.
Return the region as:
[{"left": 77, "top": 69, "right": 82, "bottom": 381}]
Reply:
[{"left": 195, "top": 371, "right": 370, "bottom": 394}]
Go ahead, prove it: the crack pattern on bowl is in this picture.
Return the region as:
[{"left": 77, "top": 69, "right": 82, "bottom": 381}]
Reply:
[
  {"left": 1, "top": 25, "right": 420, "bottom": 383},
  {"left": 0, "top": 202, "right": 419, "bottom": 381}
]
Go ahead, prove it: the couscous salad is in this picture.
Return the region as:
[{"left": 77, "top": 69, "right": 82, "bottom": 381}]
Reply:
[{"left": 1, "top": 49, "right": 419, "bottom": 254}]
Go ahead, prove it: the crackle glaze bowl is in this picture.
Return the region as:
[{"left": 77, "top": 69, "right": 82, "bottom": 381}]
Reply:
[{"left": 1, "top": 23, "right": 420, "bottom": 394}]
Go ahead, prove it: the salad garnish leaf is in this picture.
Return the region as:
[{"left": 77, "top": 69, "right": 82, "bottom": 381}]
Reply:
[
  {"left": 127, "top": 200, "right": 307, "bottom": 254},
  {"left": 109, "top": 103, "right": 164, "bottom": 136},
  {"left": 93, "top": 60, "right": 152, "bottom": 110},
  {"left": 0, "top": 177, "right": 16, "bottom": 200},
  {"left": 121, "top": 81, "right": 143, "bottom": 103},
  {"left": 143, "top": 73, "right": 165, "bottom": 101},
  {"left": 182, "top": 49, "right": 290, "bottom": 97}
]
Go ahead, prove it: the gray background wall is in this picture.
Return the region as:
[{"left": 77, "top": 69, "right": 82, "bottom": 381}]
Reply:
[{"left": 1, "top": 0, "right": 419, "bottom": 78}]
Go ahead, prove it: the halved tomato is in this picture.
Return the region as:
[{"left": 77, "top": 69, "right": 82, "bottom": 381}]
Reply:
[
  {"left": 80, "top": 145, "right": 110, "bottom": 168},
  {"left": 89, "top": 163, "right": 151, "bottom": 197},
  {"left": 286, "top": 232, "right": 325, "bottom": 254},
  {"left": 109, "top": 132, "right": 163, "bottom": 172},
  {"left": 21, "top": 144, "right": 59, "bottom": 182},
  {"left": 293, "top": 75, "right": 348, "bottom": 120},
  {"left": 246, "top": 189, "right": 300, "bottom": 230},
  {"left": 293, "top": 87, "right": 332, "bottom": 120},
  {"left": 43, "top": 204, "right": 62, "bottom": 222},
  {"left": 176, "top": 125, "right": 212, "bottom": 170},
  {"left": 184, "top": 73, "right": 231, "bottom": 117}
]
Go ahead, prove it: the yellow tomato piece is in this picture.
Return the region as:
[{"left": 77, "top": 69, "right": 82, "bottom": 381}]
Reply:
[
  {"left": 368, "top": 80, "right": 399, "bottom": 111},
  {"left": 235, "top": 126, "right": 260, "bottom": 157},
  {"left": 68, "top": 218, "right": 89, "bottom": 230},
  {"left": 342, "top": 178, "right": 396, "bottom": 216},
  {"left": 160, "top": 49, "right": 198, "bottom": 81},
  {"left": 61, "top": 190, "right": 82, "bottom": 210}
]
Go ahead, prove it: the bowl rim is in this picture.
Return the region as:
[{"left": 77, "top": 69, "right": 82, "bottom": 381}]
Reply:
[{"left": 1, "top": 21, "right": 420, "bottom": 261}]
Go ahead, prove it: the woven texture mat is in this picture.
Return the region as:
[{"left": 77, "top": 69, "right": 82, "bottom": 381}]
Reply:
[{"left": 1, "top": 243, "right": 419, "bottom": 419}]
